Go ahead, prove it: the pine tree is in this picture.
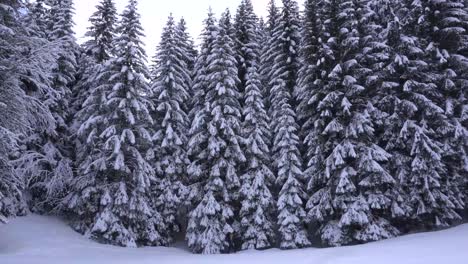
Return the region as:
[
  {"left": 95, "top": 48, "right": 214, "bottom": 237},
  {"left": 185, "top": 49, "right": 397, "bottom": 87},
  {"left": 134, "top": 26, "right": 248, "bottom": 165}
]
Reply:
[
  {"left": 234, "top": 0, "right": 275, "bottom": 249},
  {"left": 233, "top": 0, "right": 276, "bottom": 250},
  {"left": 15, "top": 0, "right": 77, "bottom": 213},
  {"left": 0, "top": 0, "right": 27, "bottom": 224},
  {"left": 26, "top": 0, "right": 48, "bottom": 38},
  {"left": 175, "top": 17, "right": 197, "bottom": 100},
  {"left": 1, "top": 0, "right": 56, "bottom": 223},
  {"left": 297, "top": 0, "right": 322, "bottom": 172},
  {"left": 239, "top": 66, "right": 276, "bottom": 250},
  {"left": 234, "top": 0, "right": 259, "bottom": 97},
  {"left": 176, "top": 18, "right": 197, "bottom": 73},
  {"left": 187, "top": 10, "right": 218, "bottom": 206},
  {"left": 73, "top": 0, "right": 118, "bottom": 173},
  {"left": 265, "top": 0, "right": 310, "bottom": 249},
  {"left": 376, "top": 0, "right": 463, "bottom": 231},
  {"left": 150, "top": 14, "right": 191, "bottom": 245},
  {"left": 186, "top": 11, "right": 246, "bottom": 254},
  {"left": 353, "top": 0, "right": 405, "bottom": 242},
  {"left": 66, "top": 0, "right": 165, "bottom": 247},
  {"left": 260, "top": 0, "right": 281, "bottom": 113},
  {"left": 82, "top": 0, "right": 118, "bottom": 62},
  {"left": 420, "top": 0, "right": 467, "bottom": 214},
  {"left": 303, "top": 0, "right": 402, "bottom": 246}
]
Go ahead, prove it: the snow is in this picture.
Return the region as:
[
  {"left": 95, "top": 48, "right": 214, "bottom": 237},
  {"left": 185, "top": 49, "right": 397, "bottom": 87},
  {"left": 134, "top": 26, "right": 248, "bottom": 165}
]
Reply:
[{"left": 1, "top": 215, "right": 467, "bottom": 264}]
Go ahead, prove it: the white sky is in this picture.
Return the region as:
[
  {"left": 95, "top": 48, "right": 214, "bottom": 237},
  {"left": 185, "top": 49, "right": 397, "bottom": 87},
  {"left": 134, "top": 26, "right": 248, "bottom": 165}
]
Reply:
[{"left": 73, "top": 0, "right": 281, "bottom": 58}]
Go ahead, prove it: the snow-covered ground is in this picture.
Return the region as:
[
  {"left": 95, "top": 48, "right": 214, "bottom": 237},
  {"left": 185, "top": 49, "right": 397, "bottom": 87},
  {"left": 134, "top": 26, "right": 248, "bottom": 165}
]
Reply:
[{"left": 1, "top": 215, "right": 467, "bottom": 264}]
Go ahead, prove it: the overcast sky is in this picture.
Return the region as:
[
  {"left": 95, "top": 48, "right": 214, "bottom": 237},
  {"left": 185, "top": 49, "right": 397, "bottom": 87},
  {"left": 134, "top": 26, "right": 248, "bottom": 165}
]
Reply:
[{"left": 73, "top": 0, "right": 281, "bottom": 58}]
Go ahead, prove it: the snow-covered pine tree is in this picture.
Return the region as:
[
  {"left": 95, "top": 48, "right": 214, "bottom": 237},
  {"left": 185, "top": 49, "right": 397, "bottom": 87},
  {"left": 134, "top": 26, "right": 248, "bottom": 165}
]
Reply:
[
  {"left": 376, "top": 0, "right": 463, "bottom": 231},
  {"left": 234, "top": 0, "right": 259, "bottom": 97},
  {"left": 233, "top": 0, "right": 276, "bottom": 250},
  {"left": 265, "top": 0, "right": 310, "bottom": 249},
  {"left": 1, "top": 0, "right": 56, "bottom": 223},
  {"left": 72, "top": 0, "right": 118, "bottom": 174},
  {"left": 187, "top": 10, "right": 217, "bottom": 206},
  {"left": 0, "top": 0, "right": 29, "bottom": 224},
  {"left": 239, "top": 65, "right": 276, "bottom": 250},
  {"left": 365, "top": 0, "right": 415, "bottom": 229},
  {"left": 352, "top": 0, "right": 405, "bottom": 242},
  {"left": 150, "top": 14, "right": 191, "bottom": 245},
  {"left": 304, "top": 0, "right": 401, "bottom": 246},
  {"left": 419, "top": 0, "right": 467, "bottom": 214},
  {"left": 65, "top": 0, "right": 165, "bottom": 247},
  {"left": 175, "top": 17, "right": 197, "bottom": 103},
  {"left": 260, "top": 0, "right": 281, "bottom": 114},
  {"left": 82, "top": 0, "right": 117, "bottom": 63},
  {"left": 186, "top": 10, "right": 246, "bottom": 254},
  {"left": 258, "top": 17, "right": 266, "bottom": 46},
  {"left": 220, "top": 9, "right": 236, "bottom": 43},
  {"left": 176, "top": 18, "right": 198, "bottom": 74},
  {"left": 15, "top": 0, "right": 77, "bottom": 213},
  {"left": 297, "top": 0, "right": 322, "bottom": 178},
  {"left": 26, "top": 0, "right": 48, "bottom": 38}
]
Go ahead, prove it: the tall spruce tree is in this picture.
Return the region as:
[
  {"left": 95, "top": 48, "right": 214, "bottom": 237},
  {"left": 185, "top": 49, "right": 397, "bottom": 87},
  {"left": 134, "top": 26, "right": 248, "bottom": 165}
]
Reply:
[
  {"left": 175, "top": 17, "right": 197, "bottom": 100},
  {"left": 150, "top": 14, "right": 191, "bottom": 245},
  {"left": 73, "top": 0, "right": 118, "bottom": 174},
  {"left": 82, "top": 0, "right": 118, "bottom": 62},
  {"left": 234, "top": 0, "right": 259, "bottom": 97},
  {"left": 266, "top": 0, "right": 310, "bottom": 249},
  {"left": 26, "top": 0, "right": 48, "bottom": 38},
  {"left": 176, "top": 18, "right": 197, "bottom": 73},
  {"left": 0, "top": 0, "right": 25, "bottom": 224},
  {"left": 186, "top": 10, "right": 245, "bottom": 254},
  {"left": 375, "top": 0, "right": 463, "bottom": 231},
  {"left": 1, "top": 0, "right": 56, "bottom": 224},
  {"left": 239, "top": 65, "right": 276, "bottom": 250},
  {"left": 304, "top": 0, "right": 402, "bottom": 246},
  {"left": 297, "top": 0, "right": 321, "bottom": 171},
  {"left": 420, "top": 0, "right": 467, "bottom": 213},
  {"left": 235, "top": 0, "right": 276, "bottom": 250},
  {"left": 260, "top": 0, "right": 281, "bottom": 114},
  {"left": 187, "top": 10, "right": 217, "bottom": 206},
  {"left": 66, "top": 0, "right": 165, "bottom": 247},
  {"left": 15, "top": 0, "right": 77, "bottom": 213}
]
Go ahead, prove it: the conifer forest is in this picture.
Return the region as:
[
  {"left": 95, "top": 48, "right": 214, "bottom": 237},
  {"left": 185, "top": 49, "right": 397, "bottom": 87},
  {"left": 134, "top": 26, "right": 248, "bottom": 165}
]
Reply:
[{"left": 1, "top": 0, "right": 467, "bottom": 255}]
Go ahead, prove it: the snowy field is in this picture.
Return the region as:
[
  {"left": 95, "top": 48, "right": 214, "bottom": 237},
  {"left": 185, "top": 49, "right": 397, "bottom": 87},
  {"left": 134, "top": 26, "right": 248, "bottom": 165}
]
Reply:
[{"left": 1, "top": 215, "right": 467, "bottom": 264}]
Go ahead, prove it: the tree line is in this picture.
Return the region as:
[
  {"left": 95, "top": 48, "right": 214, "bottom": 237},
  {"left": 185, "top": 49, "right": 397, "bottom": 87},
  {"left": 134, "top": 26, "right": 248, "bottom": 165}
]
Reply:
[{"left": 0, "top": 0, "right": 467, "bottom": 254}]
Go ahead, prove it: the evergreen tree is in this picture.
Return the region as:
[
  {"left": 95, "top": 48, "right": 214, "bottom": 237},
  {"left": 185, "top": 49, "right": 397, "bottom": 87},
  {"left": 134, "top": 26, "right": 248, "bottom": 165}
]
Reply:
[
  {"left": 266, "top": 0, "right": 310, "bottom": 249},
  {"left": 1, "top": 0, "right": 56, "bottom": 223},
  {"left": 176, "top": 18, "right": 197, "bottom": 73},
  {"left": 0, "top": 0, "right": 26, "bottom": 225},
  {"left": 16, "top": 0, "right": 77, "bottom": 213},
  {"left": 420, "top": 0, "right": 467, "bottom": 213},
  {"left": 376, "top": 0, "right": 463, "bottom": 231},
  {"left": 234, "top": 0, "right": 259, "bottom": 97},
  {"left": 187, "top": 10, "right": 217, "bottom": 206},
  {"left": 297, "top": 0, "right": 321, "bottom": 169},
  {"left": 82, "top": 0, "right": 118, "bottom": 62},
  {"left": 66, "top": 0, "right": 165, "bottom": 247},
  {"left": 150, "top": 14, "right": 191, "bottom": 245},
  {"left": 239, "top": 66, "right": 276, "bottom": 250},
  {"left": 26, "top": 0, "right": 48, "bottom": 38},
  {"left": 73, "top": 0, "right": 118, "bottom": 173},
  {"left": 186, "top": 11, "right": 246, "bottom": 254},
  {"left": 234, "top": 0, "right": 276, "bottom": 250},
  {"left": 260, "top": 0, "right": 281, "bottom": 113},
  {"left": 304, "top": 0, "right": 402, "bottom": 246},
  {"left": 175, "top": 17, "right": 197, "bottom": 98}
]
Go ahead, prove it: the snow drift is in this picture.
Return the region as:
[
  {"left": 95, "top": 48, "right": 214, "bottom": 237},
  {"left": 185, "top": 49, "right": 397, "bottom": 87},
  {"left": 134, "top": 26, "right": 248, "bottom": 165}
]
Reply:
[{"left": 1, "top": 215, "right": 467, "bottom": 264}]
